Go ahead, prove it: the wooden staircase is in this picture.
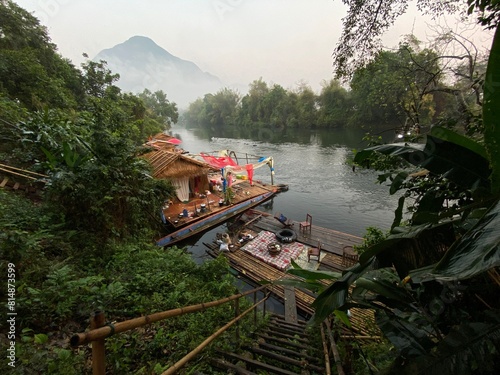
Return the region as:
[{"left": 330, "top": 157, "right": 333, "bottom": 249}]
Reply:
[{"left": 210, "top": 314, "right": 327, "bottom": 374}]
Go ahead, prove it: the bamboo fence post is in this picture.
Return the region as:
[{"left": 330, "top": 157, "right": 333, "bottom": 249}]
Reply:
[
  {"left": 263, "top": 288, "right": 267, "bottom": 317},
  {"left": 253, "top": 290, "right": 257, "bottom": 326},
  {"left": 90, "top": 311, "right": 106, "bottom": 375},
  {"left": 320, "top": 323, "right": 332, "bottom": 375},
  {"left": 325, "top": 318, "right": 345, "bottom": 375},
  {"left": 234, "top": 298, "right": 240, "bottom": 341}
]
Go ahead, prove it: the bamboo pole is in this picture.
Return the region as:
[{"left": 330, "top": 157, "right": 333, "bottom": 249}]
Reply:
[
  {"left": 325, "top": 319, "right": 345, "bottom": 375},
  {"left": 161, "top": 295, "right": 269, "bottom": 375},
  {"left": 340, "top": 335, "right": 381, "bottom": 340},
  {"left": 71, "top": 286, "right": 267, "bottom": 347},
  {"left": 0, "top": 163, "right": 48, "bottom": 177},
  {"left": 0, "top": 167, "right": 39, "bottom": 180},
  {"left": 90, "top": 311, "right": 106, "bottom": 375},
  {"left": 320, "top": 323, "right": 332, "bottom": 375},
  {"left": 234, "top": 298, "right": 240, "bottom": 341}
]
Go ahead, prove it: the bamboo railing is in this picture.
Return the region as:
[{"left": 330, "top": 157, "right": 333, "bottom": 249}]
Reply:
[{"left": 71, "top": 285, "right": 270, "bottom": 374}]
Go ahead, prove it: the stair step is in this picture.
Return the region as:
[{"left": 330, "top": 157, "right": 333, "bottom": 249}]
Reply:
[
  {"left": 255, "top": 333, "right": 314, "bottom": 352},
  {"left": 209, "top": 304, "right": 327, "bottom": 373},
  {"left": 261, "top": 327, "right": 310, "bottom": 343},
  {"left": 215, "top": 350, "right": 302, "bottom": 375},
  {"left": 269, "top": 320, "right": 310, "bottom": 335},
  {"left": 256, "top": 341, "right": 322, "bottom": 364},
  {"left": 243, "top": 345, "right": 325, "bottom": 373},
  {"left": 209, "top": 357, "right": 258, "bottom": 374},
  {"left": 270, "top": 313, "right": 308, "bottom": 326}
]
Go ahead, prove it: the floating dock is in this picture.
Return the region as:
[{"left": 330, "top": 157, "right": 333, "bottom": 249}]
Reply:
[{"left": 204, "top": 209, "right": 379, "bottom": 337}]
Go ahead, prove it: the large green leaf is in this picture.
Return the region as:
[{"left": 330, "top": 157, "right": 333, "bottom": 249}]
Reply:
[
  {"left": 358, "top": 223, "right": 440, "bottom": 265},
  {"left": 354, "top": 134, "right": 491, "bottom": 190},
  {"left": 391, "top": 196, "right": 405, "bottom": 229},
  {"left": 354, "top": 269, "right": 411, "bottom": 304},
  {"left": 287, "top": 262, "right": 342, "bottom": 280},
  {"left": 310, "top": 259, "right": 375, "bottom": 323},
  {"left": 429, "top": 126, "right": 488, "bottom": 160},
  {"left": 376, "top": 310, "right": 435, "bottom": 357},
  {"left": 483, "top": 23, "right": 500, "bottom": 193},
  {"left": 411, "top": 199, "right": 500, "bottom": 282},
  {"left": 390, "top": 171, "right": 409, "bottom": 195},
  {"left": 261, "top": 277, "right": 325, "bottom": 293},
  {"left": 394, "top": 322, "right": 500, "bottom": 375},
  {"left": 354, "top": 142, "right": 424, "bottom": 166},
  {"left": 421, "top": 135, "right": 491, "bottom": 189}
]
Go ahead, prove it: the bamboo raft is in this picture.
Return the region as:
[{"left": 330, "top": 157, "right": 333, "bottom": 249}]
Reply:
[{"left": 204, "top": 209, "right": 381, "bottom": 338}]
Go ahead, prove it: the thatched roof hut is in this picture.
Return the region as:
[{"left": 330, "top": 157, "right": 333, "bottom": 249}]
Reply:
[
  {"left": 142, "top": 150, "right": 218, "bottom": 202},
  {"left": 143, "top": 150, "right": 215, "bottom": 179}
]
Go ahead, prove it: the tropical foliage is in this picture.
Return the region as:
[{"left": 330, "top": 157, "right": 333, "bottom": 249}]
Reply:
[
  {"left": 183, "top": 34, "right": 488, "bottom": 140},
  {"left": 0, "top": 2, "right": 256, "bottom": 373}
]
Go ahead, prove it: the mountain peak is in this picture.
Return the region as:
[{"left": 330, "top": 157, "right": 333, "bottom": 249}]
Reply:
[
  {"left": 94, "top": 36, "right": 223, "bottom": 109},
  {"left": 99, "top": 35, "right": 176, "bottom": 61}
]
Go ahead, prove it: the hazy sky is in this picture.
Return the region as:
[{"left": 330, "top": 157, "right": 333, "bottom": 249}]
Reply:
[{"left": 14, "top": 0, "right": 494, "bottom": 93}]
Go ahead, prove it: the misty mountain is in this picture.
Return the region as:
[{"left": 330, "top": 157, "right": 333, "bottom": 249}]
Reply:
[{"left": 94, "top": 36, "right": 224, "bottom": 109}]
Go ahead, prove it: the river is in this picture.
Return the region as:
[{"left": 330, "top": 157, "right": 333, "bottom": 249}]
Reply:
[{"left": 167, "top": 124, "right": 401, "bottom": 264}]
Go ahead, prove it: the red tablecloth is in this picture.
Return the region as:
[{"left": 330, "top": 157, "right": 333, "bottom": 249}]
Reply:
[{"left": 241, "top": 231, "right": 306, "bottom": 271}]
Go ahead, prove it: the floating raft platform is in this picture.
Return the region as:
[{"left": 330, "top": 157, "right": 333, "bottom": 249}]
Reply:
[
  {"left": 237, "top": 209, "right": 363, "bottom": 272},
  {"left": 204, "top": 209, "right": 380, "bottom": 338}
]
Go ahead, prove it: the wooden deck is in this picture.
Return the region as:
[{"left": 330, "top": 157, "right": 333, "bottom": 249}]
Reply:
[
  {"left": 204, "top": 209, "right": 379, "bottom": 338},
  {"left": 161, "top": 180, "right": 276, "bottom": 229},
  {"left": 240, "top": 209, "right": 363, "bottom": 272}
]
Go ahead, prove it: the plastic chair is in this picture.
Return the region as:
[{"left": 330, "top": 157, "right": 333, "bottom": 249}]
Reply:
[
  {"left": 308, "top": 241, "right": 321, "bottom": 262},
  {"left": 299, "top": 214, "right": 312, "bottom": 235}
]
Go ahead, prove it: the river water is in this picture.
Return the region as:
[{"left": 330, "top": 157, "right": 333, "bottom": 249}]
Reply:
[{"left": 168, "top": 124, "right": 401, "bottom": 263}]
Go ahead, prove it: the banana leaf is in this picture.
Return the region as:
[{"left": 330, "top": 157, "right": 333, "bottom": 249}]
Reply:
[
  {"left": 287, "top": 261, "right": 342, "bottom": 280},
  {"left": 354, "top": 132, "right": 491, "bottom": 190},
  {"left": 376, "top": 309, "right": 435, "bottom": 357},
  {"left": 429, "top": 126, "right": 489, "bottom": 160},
  {"left": 483, "top": 22, "right": 500, "bottom": 193},
  {"left": 354, "top": 142, "right": 424, "bottom": 165},
  {"left": 411, "top": 199, "right": 500, "bottom": 282},
  {"left": 358, "top": 223, "right": 439, "bottom": 265},
  {"left": 393, "top": 322, "right": 500, "bottom": 374},
  {"left": 353, "top": 269, "right": 412, "bottom": 305},
  {"left": 310, "top": 258, "right": 375, "bottom": 323}
]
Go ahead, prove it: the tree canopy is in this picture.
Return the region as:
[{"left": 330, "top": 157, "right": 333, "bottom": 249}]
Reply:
[{"left": 333, "top": 0, "right": 499, "bottom": 78}]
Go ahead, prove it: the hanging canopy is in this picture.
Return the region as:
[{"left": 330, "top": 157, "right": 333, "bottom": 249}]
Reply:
[
  {"left": 200, "top": 153, "right": 239, "bottom": 169},
  {"left": 166, "top": 138, "right": 182, "bottom": 145},
  {"left": 199, "top": 152, "right": 274, "bottom": 185}
]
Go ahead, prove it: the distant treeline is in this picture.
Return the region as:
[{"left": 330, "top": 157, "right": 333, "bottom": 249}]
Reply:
[{"left": 182, "top": 40, "right": 485, "bottom": 134}]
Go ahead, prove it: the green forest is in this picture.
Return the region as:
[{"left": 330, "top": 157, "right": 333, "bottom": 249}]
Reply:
[
  {"left": 1, "top": 0, "right": 500, "bottom": 374},
  {"left": 0, "top": 1, "right": 254, "bottom": 373},
  {"left": 183, "top": 35, "right": 486, "bottom": 137}
]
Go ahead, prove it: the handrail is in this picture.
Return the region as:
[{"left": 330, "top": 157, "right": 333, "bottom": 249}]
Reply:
[
  {"left": 162, "top": 294, "right": 269, "bottom": 375},
  {"left": 71, "top": 285, "right": 269, "bottom": 374}
]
